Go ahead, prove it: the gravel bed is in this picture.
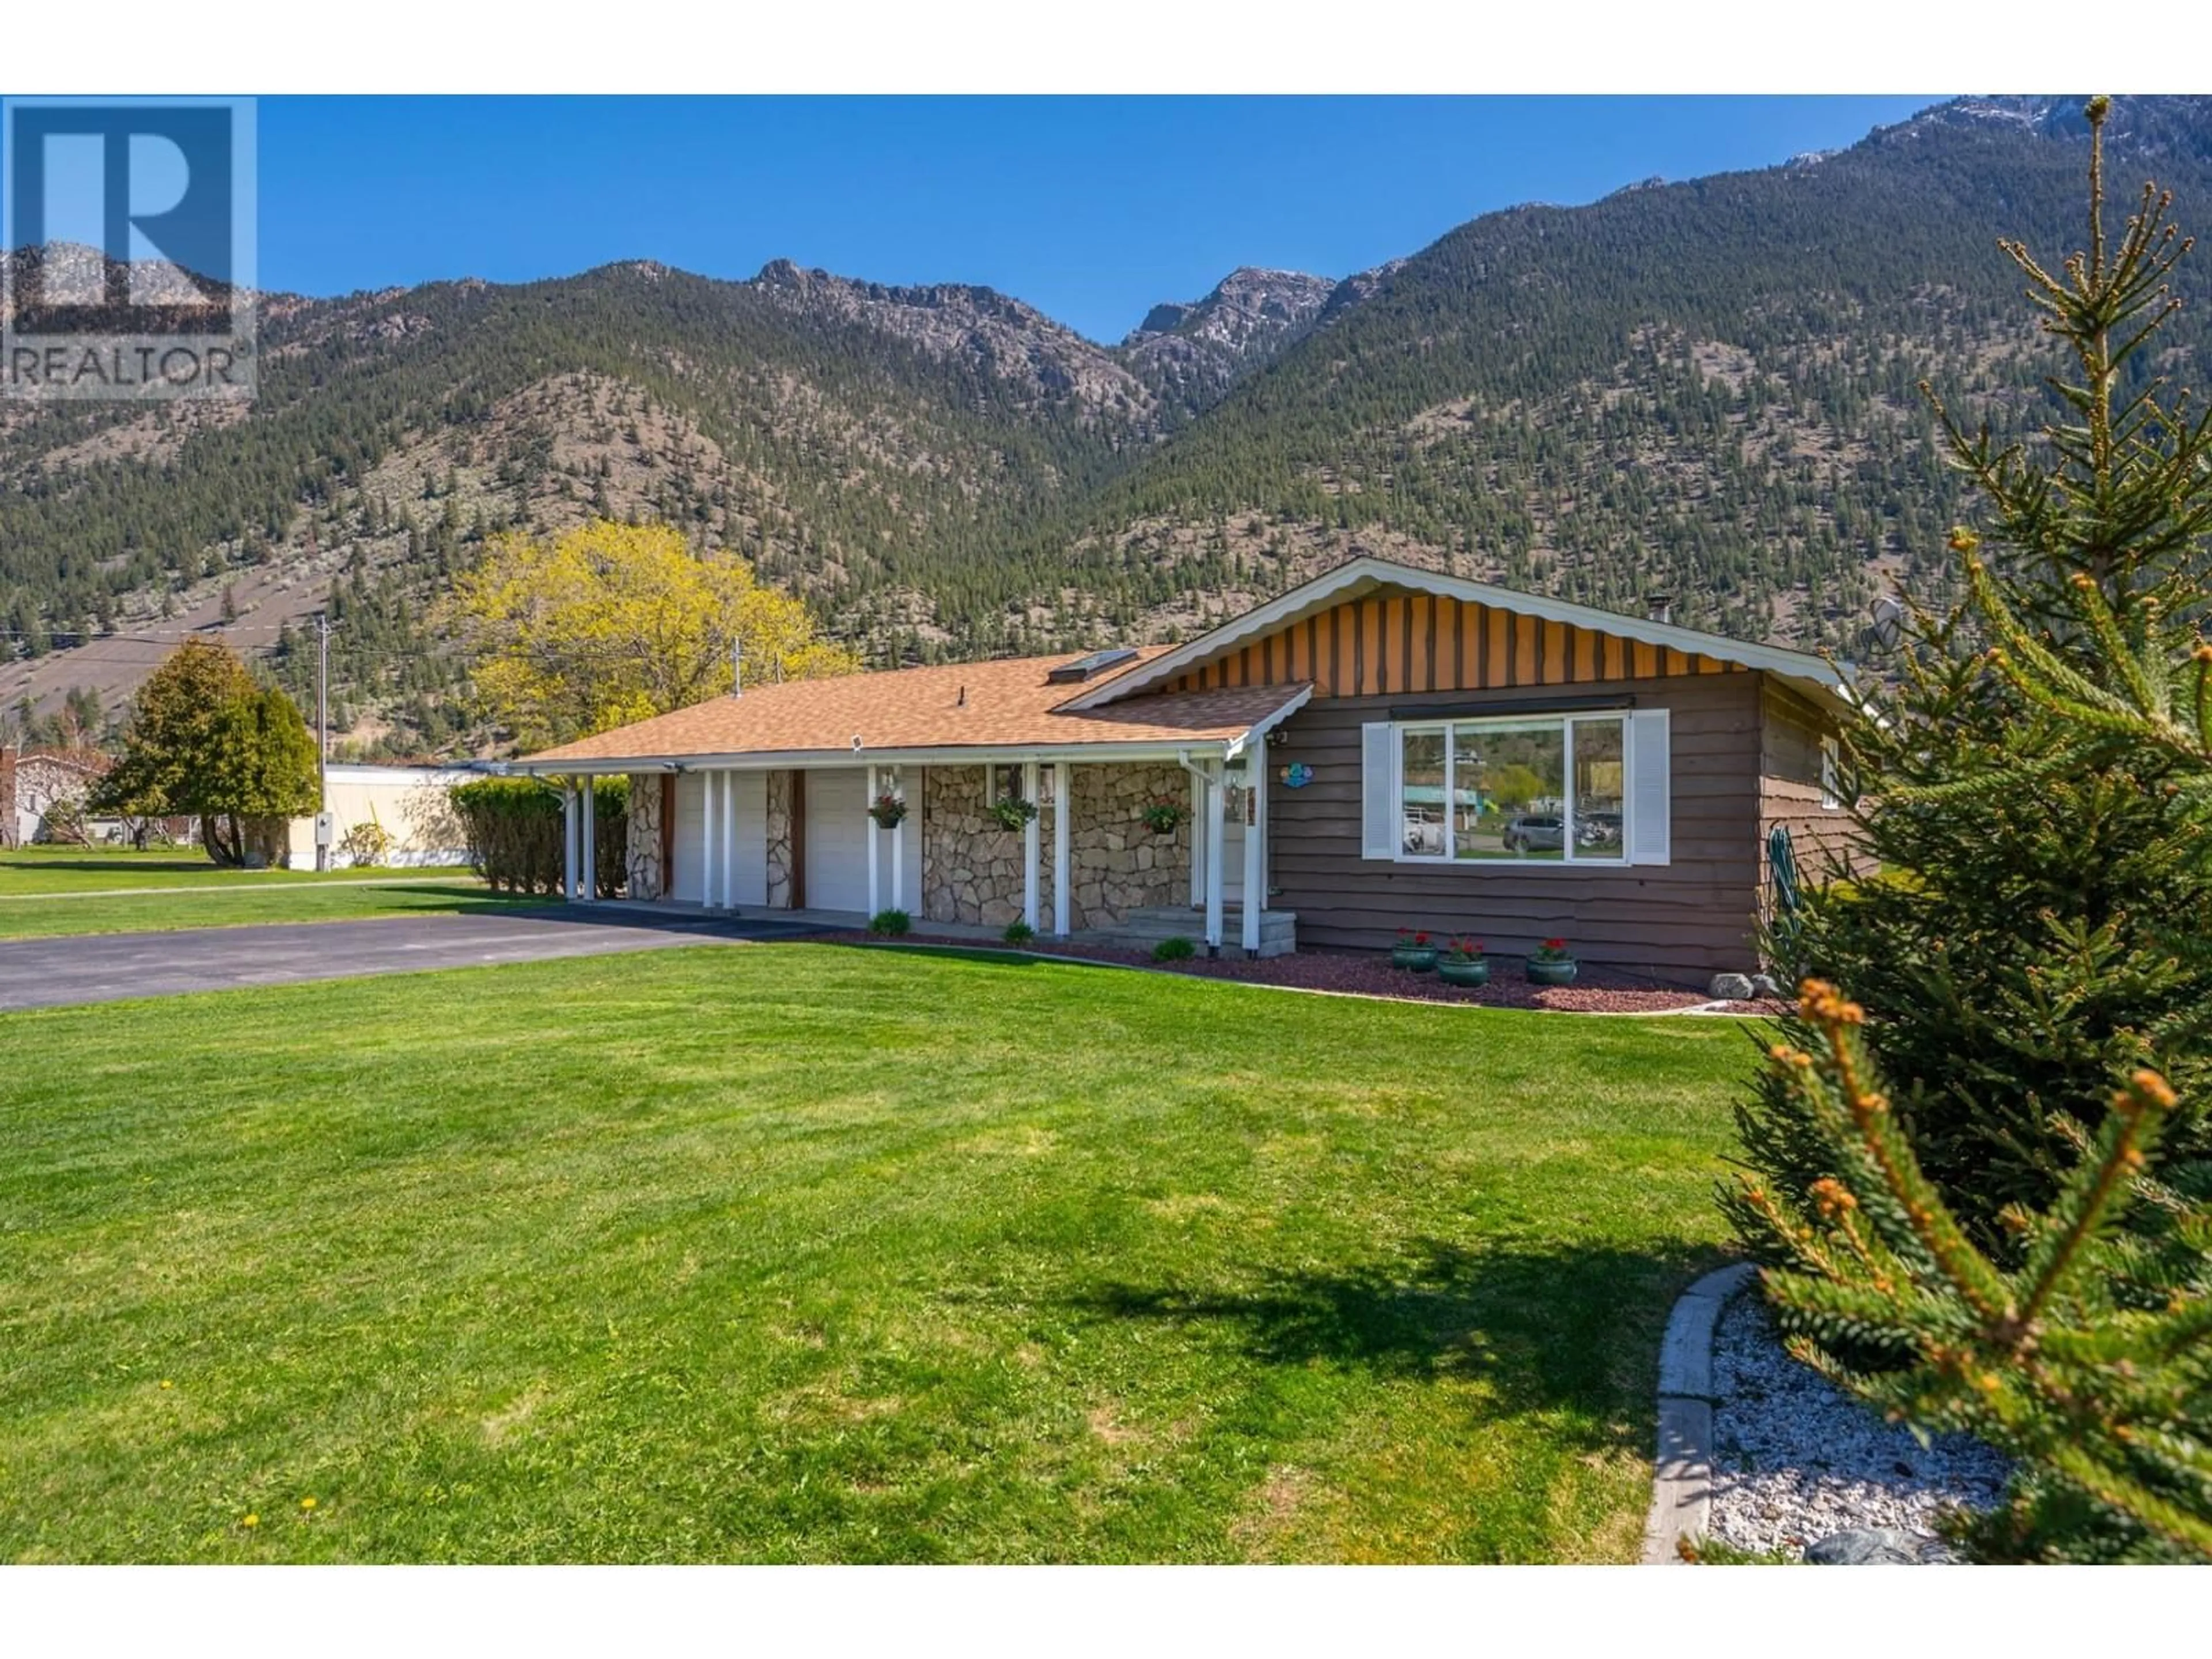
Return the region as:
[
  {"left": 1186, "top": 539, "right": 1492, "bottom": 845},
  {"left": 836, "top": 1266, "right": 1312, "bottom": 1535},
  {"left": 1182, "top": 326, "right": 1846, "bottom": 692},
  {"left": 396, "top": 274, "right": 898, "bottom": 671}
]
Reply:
[
  {"left": 809, "top": 931, "right": 1735, "bottom": 1013},
  {"left": 1707, "top": 1289, "right": 2010, "bottom": 1560}
]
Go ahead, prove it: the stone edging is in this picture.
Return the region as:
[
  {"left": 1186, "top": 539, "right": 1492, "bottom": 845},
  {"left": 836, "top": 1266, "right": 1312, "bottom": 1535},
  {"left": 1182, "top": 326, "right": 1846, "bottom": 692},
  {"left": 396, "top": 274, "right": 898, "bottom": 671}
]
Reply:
[
  {"left": 1641, "top": 1261, "right": 1758, "bottom": 1565},
  {"left": 820, "top": 936, "right": 1778, "bottom": 1018}
]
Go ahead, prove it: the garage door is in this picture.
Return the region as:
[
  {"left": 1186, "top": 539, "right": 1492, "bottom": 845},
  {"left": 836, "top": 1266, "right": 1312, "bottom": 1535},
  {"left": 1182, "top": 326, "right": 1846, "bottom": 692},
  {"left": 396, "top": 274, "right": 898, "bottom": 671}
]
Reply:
[
  {"left": 668, "top": 772, "right": 768, "bottom": 906},
  {"left": 669, "top": 774, "right": 706, "bottom": 903},
  {"left": 804, "top": 768, "right": 870, "bottom": 914}
]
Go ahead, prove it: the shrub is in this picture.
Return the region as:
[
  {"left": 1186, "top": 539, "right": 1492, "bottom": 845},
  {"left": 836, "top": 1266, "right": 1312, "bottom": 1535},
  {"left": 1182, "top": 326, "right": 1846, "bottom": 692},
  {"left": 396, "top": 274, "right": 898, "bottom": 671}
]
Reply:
[
  {"left": 338, "top": 819, "right": 394, "bottom": 868},
  {"left": 1001, "top": 920, "right": 1036, "bottom": 946},
  {"left": 35, "top": 796, "right": 89, "bottom": 846},
  {"left": 450, "top": 777, "right": 627, "bottom": 896},
  {"left": 868, "top": 908, "right": 911, "bottom": 937},
  {"left": 989, "top": 796, "right": 1039, "bottom": 833},
  {"left": 1152, "top": 935, "right": 1195, "bottom": 962},
  {"left": 1735, "top": 981, "right": 2212, "bottom": 1563}
]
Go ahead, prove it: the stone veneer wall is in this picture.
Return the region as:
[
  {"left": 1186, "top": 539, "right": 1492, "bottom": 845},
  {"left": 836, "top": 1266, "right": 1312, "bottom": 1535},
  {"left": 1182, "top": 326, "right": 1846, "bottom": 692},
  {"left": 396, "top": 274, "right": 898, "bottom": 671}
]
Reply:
[
  {"left": 921, "top": 762, "right": 1190, "bottom": 931},
  {"left": 764, "top": 770, "right": 795, "bottom": 909},
  {"left": 626, "top": 772, "right": 665, "bottom": 899}
]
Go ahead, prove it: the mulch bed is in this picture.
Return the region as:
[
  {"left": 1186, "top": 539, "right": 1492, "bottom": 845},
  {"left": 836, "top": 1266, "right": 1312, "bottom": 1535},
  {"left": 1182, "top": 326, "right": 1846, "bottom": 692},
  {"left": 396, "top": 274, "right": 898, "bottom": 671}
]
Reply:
[{"left": 808, "top": 927, "right": 1788, "bottom": 1016}]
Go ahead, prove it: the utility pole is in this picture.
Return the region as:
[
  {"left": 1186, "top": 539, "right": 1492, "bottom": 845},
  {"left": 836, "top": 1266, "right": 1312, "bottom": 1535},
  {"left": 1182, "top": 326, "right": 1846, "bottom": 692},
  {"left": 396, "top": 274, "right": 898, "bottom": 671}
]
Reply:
[{"left": 315, "top": 611, "right": 331, "bottom": 872}]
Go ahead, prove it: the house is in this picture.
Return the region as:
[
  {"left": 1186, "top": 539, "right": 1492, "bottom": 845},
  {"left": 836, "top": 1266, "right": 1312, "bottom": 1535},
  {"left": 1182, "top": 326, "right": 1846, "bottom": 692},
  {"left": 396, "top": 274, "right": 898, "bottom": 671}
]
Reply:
[
  {"left": 516, "top": 556, "right": 1868, "bottom": 983},
  {"left": 1, "top": 745, "right": 113, "bottom": 847},
  {"left": 283, "top": 763, "right": 482, "bottom": 869}
]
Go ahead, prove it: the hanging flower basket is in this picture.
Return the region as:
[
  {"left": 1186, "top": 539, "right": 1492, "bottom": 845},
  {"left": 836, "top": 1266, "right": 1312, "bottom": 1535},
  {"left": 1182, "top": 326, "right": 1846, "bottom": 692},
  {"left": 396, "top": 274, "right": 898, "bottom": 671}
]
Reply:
[
  {"left": 990, "top": 797, "right": 1039, "bottom": 833},
  {"left": 1142, "top": 798, "right": 1191, "bottom": 836},
  {"left": 868, "top": 793, "right": 908, "bottom": 829}
]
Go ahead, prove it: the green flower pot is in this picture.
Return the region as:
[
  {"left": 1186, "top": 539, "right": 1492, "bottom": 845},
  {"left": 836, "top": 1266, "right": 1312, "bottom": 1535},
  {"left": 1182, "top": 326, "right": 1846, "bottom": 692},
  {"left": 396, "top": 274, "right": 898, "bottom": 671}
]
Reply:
[
  {"left": 1525, "top": 959, "right": 1578, "bottom": 987},
  {"left": 1438, "top": 959, "right": 1490, "bottom": 988},
  {"left": 1391, "top": 946, "right": 1440, "bottom": 973}
]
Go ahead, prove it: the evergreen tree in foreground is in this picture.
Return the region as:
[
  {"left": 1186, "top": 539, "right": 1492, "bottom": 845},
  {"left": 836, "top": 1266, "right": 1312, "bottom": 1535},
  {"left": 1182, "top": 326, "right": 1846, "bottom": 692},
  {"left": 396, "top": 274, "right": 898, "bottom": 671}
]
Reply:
[
  {"left": 1726, "top": 96, "right": 2212, "bottom": 1249},
  {"left": 1739, "top": 983, "right": 2212, "bottom": 1562},
  {"left": 1727, "top": 98, "right": 2212, "bottom": 1562}
]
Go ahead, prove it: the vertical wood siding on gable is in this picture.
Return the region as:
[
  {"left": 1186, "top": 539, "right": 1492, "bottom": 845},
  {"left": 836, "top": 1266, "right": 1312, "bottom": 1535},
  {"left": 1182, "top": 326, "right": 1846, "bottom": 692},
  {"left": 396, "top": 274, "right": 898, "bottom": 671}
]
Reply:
[
  {"left": 1165, "top": 592, "right": 1751, "bottom": 696},
  {"left": 1265, "top": 671, "right": 1768, "bottom": 984}
]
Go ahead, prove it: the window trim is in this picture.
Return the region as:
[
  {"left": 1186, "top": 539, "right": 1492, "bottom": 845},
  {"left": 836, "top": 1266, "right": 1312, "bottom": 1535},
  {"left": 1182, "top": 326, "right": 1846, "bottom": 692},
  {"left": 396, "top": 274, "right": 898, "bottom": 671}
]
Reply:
[{"left": 1389, "top": 710, "right": 1633, "bottom": 869}]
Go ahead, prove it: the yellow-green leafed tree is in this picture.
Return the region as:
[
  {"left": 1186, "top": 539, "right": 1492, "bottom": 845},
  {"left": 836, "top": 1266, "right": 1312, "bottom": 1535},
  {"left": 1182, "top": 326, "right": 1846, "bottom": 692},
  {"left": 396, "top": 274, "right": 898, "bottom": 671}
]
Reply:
[{"left": 445, "top": 520, "right": 861, "bottom": 749}]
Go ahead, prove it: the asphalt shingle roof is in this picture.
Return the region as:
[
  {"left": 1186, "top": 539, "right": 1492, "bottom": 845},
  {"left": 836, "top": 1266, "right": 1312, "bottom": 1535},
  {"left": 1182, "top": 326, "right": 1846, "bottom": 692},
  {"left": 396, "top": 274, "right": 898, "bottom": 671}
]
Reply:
[{"left": 524, "top": 650, "right": 1308, "bottom": 765}]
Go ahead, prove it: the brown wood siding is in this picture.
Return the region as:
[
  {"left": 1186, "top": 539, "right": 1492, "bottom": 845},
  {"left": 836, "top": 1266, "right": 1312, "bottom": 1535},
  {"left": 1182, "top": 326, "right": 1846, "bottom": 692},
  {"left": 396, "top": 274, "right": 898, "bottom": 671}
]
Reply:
[
  {"left": 1168, "top": 591, "right": 1749, "bottom": 698},
  {"left": 1759, "top": 680, "right": 1876, "bottom": 891},
  {"left": 1265, "top": 672, "right": 1768, "bottom": 985}
]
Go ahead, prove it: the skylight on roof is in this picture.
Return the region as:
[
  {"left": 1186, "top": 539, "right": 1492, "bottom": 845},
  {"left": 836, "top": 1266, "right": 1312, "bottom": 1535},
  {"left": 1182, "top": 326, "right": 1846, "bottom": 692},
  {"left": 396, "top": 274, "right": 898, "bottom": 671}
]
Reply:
[{"left": 1045, "top": 647, "right": 1140, "bottom": 684}]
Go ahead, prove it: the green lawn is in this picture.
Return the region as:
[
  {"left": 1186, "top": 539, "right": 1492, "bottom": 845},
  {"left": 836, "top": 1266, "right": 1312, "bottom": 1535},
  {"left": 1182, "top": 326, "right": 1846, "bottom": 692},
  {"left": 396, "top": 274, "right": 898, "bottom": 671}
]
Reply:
[
  {"left": 0, "top": 944, "right": 1758, "bottom": 1563},
  {"left": 0, "top": 879, "right": 537, "bottom": 940},
  {"left": 0, "top": 846, "right": 474, "bottom": 894},
  {"left": 0, "top": 847, "right": 528, "bottom": 938}
]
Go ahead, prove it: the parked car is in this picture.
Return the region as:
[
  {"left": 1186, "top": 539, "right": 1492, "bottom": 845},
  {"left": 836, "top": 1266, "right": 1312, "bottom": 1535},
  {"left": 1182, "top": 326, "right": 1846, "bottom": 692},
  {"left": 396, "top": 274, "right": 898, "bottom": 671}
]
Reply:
[{"left": 1502, "top": 814, "right": 1565, "bottom": 853}]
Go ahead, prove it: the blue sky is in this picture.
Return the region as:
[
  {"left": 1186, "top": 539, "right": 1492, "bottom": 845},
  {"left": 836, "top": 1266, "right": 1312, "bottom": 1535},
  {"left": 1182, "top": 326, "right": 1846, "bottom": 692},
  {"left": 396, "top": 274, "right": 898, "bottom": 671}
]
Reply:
[{"left": 257, "top": 96, "right": 1938, "bottom": 342}]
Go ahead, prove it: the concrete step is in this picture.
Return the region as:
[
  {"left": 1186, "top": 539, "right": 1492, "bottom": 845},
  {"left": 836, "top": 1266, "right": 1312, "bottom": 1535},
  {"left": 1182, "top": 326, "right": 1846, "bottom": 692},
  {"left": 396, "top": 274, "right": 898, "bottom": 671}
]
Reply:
[{"left": 1088, "top": 906, "right": 1298, "bottom": 961}]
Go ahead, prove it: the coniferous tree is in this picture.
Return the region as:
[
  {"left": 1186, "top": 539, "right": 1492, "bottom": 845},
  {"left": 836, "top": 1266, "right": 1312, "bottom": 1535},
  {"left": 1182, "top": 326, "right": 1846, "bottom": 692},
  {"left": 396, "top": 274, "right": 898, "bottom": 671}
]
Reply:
[{"left": 1728, "top": 97, "right": 2212, "bottom": 1249}]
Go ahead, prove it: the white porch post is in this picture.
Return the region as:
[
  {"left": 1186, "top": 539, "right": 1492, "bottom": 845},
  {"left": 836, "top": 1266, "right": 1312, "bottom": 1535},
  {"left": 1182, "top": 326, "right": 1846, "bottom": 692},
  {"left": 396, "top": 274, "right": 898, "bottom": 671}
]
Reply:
[
  {"left": 1188, "top": 765, "right": 1205, "bottom": 909},
  {"left": 1240, "top": 757, "right": 1263, "bottom": 955},
  {"left": 1052, "top": 760, "right": 1071, "bottom": 937},
  {"left": 1021, "top": 757, "right": 1041, "bottom": 933},
  {"left": 720, "top": 771, "right": 738, "bottom": 911},
  {"left": 891, "top": 767, "right": 906, "bottom": 912},
  {"left": 579, "top": 775, "right": 597, "bottom": 902},
  {"left": 561, "top": 782, "right": 578, "bottom": 902},
  {"left": 866, "top": 762, "right": 881, "bottom": 918},
  {"left": 1203, "top": 762, "right": 1225, "bottom": 950},
  {"left": 700, "top": 766, "right": 718, "bottom": 909}
]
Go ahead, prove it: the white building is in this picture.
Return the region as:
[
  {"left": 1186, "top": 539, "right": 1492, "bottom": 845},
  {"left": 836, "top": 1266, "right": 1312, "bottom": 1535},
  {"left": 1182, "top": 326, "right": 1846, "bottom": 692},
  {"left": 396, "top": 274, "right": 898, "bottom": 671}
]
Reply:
[{"left": 286, "top": 763, "right": 482, "bottom": 869}]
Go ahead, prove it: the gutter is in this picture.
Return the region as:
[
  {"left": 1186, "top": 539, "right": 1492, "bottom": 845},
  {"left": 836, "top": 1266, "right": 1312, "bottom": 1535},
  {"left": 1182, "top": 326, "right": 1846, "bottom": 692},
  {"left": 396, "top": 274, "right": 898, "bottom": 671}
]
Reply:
[{"left": 507, "top": 738, "right": 1242, "bottom": 777}]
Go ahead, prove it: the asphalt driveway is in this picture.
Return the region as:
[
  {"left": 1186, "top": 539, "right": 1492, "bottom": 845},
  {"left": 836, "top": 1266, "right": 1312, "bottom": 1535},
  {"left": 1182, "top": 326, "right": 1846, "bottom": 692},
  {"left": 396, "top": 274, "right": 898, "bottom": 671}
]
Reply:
[{"left": 0, "top": 908, "right": 823, "bottom": 1013}]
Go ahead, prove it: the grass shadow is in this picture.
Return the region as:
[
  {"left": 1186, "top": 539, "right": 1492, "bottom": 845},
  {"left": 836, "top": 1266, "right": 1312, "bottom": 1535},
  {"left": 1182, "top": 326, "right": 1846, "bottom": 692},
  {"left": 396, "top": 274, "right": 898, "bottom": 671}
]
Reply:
[{"left": 1070, "top": 1239, "right": 1728, "bottom": 1453}]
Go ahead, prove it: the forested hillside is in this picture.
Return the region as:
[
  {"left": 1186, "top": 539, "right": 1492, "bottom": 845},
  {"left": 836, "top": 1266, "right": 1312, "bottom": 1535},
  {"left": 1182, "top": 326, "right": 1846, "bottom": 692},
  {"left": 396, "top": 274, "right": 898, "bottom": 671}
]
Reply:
[{"left": 5, "top": 94, "right": 2209, "bottom": 757}]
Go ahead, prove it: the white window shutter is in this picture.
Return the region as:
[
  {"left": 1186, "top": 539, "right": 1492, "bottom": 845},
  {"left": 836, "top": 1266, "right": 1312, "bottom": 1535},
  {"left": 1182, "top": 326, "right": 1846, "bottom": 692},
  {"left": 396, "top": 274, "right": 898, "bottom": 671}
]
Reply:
[
  {"left": 1360, "top": 722, "right": 1396, "bottom": 859},
  {"left": 1628, "top": 709, "right": 1672, "bottom": 866}
]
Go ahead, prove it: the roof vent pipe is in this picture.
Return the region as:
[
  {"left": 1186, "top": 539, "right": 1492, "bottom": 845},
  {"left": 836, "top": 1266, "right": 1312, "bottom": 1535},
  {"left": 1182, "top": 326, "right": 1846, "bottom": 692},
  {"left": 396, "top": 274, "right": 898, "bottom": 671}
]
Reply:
[{"left": 1645, "top": 593, "right": 1674, "bottom": 625}]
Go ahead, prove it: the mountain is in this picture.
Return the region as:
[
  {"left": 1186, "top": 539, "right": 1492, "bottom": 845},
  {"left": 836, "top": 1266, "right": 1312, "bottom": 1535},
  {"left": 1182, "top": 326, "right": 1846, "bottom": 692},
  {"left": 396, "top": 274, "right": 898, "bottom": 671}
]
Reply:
[
  {"left": 1122, "top": 267, "right": 1340, "bottom": 416},
  {"left": 6, "top": 94, "right": 2212, "bottom": 758}
]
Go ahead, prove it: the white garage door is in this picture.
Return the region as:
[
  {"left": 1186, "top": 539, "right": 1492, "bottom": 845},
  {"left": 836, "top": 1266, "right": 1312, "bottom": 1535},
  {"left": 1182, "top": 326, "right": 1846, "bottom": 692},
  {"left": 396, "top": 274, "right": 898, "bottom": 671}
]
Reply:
[
  {"left": 668, "top": 772, "right": 769, "bottom": 906},
  {"left": 668, "top": 774, "right": 704, "bottom": 903},
  {"left": 804, "top": 768, "right": 870, "bottom": 914},
  {"left": 728, "top": 774, "right": 768, "bottom": 907}
]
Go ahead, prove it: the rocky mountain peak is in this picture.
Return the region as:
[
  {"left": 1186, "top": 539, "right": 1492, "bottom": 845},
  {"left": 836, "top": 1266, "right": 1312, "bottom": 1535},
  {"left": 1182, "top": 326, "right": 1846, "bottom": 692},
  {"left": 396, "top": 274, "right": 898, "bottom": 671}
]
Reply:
[
  {"left": 1119, "top": 266, "right": 1336, "bottom": 412},
  {"left": 747, "top": 258, "right": 1154, "bottom": 423}
]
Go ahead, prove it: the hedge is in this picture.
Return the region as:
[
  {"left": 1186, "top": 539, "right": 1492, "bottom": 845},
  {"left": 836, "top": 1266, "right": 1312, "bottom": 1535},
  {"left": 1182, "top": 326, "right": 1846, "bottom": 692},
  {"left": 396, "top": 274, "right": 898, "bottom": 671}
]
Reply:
[{"left": 449, "top": 777, "right": 628, "bottom": 897}]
